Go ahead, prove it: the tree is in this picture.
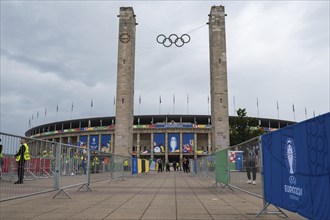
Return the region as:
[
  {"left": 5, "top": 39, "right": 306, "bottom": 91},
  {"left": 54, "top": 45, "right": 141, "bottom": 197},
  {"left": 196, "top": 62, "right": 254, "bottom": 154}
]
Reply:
[{"left": 229, "top": 108, "right": 265, "bottom": 146}]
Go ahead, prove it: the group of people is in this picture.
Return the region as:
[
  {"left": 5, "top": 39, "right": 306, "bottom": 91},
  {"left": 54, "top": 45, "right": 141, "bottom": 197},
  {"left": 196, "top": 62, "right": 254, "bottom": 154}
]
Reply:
[
  {"left": 164, "top": 161, "right": 181, "bottom": 172},
  {"left": 157, "top": 158, "right": 191, "bottom": 173}
]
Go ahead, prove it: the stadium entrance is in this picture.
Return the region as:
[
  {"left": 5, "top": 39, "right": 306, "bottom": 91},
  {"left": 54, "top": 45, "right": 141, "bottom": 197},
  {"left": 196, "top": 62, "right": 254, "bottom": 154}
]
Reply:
[{"left": 168, "top": 155, "right": 180, "bottom": 164}]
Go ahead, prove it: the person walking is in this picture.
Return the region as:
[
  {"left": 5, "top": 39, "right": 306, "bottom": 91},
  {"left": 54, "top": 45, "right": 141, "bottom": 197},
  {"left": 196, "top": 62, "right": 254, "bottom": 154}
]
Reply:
[
  {"left": 165, "top": 162, "right": 170, "bottom": 172},
  {"left": 173, "top": 161, "right": 176, "bottom": 171},
  {"left": 15, "top": 138, "right": 30, "bottom": 184},
  {"left": 157, "top": 158, "right": 163, "bottom": 173}
]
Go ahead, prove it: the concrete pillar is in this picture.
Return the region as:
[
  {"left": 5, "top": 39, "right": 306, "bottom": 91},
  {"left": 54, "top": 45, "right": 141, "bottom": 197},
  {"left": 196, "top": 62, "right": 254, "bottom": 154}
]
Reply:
[
  {"left": 179, "top": 132, "right": 183, "bottom": 160},
  {"left": 194, "top": 133, "right": 197, "bottom": 159},
  {"left": 114, "top": 7, "right": 137, "bottom": 156},
  {"left": 208, "top": 5, "right": 230, "bottom": 151},
  {"left": 137, "top": 133, "right": 140, "bottom": 157},
  {"left": 208, "top": 133, "right": 212, "bottom": 153},
  {"left": 165, "top": 133, "right": 168, "bottom": 162},
  {"left": 151, "top": 133, "right": 154, "bottom": 160}
]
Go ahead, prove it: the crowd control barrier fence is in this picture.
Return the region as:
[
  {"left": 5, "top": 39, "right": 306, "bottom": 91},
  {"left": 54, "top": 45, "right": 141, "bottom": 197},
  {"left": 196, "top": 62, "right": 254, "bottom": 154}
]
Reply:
[
  {"left": 194, "top": 137, "right": 290, "bottom": 217},
  {"left": 0, "top": 132, "right": 132, "bottom": 201},
  {"left": 195, "top": 112, "right": 330, "bottom": 219}
]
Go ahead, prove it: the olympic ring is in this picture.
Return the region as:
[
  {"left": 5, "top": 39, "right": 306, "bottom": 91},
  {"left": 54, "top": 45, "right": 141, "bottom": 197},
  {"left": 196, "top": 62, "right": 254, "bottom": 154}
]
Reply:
[{"left": 156, "top": 34, "right": 191, "bottom": 47}]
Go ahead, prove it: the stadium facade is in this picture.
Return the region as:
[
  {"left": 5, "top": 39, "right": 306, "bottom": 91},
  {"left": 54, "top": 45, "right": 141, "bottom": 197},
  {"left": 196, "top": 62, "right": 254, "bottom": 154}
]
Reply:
[{"left": 25, "top": 115, "right": 294, "bottom": 163}]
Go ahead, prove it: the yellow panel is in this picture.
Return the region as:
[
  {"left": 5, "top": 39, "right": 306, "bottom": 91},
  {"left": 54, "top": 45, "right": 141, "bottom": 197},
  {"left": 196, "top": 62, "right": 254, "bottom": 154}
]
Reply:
[
  {"left": 138, "top": 159, "right": 142, "bottom": 173},
  {"left": 145, "top": 160, "right": 149, "bottom": 172}
]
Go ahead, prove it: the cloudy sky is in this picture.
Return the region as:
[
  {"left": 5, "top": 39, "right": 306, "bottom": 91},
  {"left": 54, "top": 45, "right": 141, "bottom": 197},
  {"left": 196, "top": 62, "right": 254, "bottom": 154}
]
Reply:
[{"left": 1, "top": 1, "right": 329, "bottom": 136}]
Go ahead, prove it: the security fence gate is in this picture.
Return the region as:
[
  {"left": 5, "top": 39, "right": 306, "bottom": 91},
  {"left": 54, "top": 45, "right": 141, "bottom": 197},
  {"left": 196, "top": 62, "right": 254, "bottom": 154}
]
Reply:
[{"left": 0, "top": 132, "right": 131, "bottom": 201}]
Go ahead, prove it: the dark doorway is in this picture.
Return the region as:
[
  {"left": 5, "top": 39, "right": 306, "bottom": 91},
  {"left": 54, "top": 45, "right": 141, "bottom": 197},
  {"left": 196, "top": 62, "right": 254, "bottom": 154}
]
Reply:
[{"left": 168, "top": 155, "right": 180, "bottom": 163}]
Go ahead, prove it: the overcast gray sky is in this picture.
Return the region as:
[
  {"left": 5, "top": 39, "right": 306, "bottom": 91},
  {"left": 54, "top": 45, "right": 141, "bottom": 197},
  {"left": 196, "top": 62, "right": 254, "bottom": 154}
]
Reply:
[{"left": 1, "top": 1, "right": 329, "bottom": 136}]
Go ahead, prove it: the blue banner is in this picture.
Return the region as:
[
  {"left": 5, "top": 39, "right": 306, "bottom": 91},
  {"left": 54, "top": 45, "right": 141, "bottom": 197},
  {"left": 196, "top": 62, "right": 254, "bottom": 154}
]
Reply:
[
  {"left": 89, "top": 135, "right": 99, "bottom": 151},
  {"left": 77, "top": 136, "right": 88, "bottom": 155},
  {"left": 262, "top": 113, "right": 330, "bottom": 220},
  {"left": 168, "top": 133, "right": 180, "bottom": 153},
  {"left": 77, "top": 136, "right": 87, "bottom": 147},
  {"left": 182, "top": 133, "right": 194, "bottom": 153},
  {"left": 132, "top": 157, "right": 138, "bottom": 174},
  {"left": 100, "top": 134, "right": 111, "bottom": 153},
  {"left": 153, "top": 133, "right": 165, "bottom": 153}
]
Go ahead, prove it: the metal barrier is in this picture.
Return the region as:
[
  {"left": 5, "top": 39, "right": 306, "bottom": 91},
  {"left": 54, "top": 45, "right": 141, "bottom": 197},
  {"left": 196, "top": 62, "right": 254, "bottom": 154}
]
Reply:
[
  {"left": 194, "top": 136, "right": 286, "bottom": 217},
  {"left": 195, "top": 155, "right": 216, "bottom": 181},
  {"left": 228, "top": 137, "right": 263, "bottom": 198},
  {"left": 0, "top": 132, "right": 132, "bottom": 201}
]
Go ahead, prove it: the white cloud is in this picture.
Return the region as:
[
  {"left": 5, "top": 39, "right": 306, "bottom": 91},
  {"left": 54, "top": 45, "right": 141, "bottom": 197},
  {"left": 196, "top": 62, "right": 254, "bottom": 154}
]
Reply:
[{"left": 1, "top": 1, "right": 329, "bottom": 136}]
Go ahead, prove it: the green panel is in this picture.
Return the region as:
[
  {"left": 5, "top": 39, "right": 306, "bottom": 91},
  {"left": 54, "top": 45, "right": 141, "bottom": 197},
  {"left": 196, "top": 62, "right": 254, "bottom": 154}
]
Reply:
[
  {"left": 229, "top": 162, "right": 236, "bottom": 171},
  {"left": 215, "top": 149, "right": 228, "bottom": 184}
]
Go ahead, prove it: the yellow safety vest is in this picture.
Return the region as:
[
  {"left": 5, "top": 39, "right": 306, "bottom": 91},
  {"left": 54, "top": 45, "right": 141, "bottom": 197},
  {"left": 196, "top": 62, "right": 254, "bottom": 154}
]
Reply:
[
  {"left": 16, "top": 143, "right": 30, "bottom": 161},
  {"left": 92, "top": 157, "right": 99, "bottom": 166}
]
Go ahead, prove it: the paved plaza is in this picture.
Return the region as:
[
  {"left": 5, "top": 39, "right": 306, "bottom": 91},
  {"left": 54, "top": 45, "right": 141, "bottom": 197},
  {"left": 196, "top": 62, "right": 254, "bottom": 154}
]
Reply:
[{"left": 0, "top": 171, "right": 305, "bottom": 220}]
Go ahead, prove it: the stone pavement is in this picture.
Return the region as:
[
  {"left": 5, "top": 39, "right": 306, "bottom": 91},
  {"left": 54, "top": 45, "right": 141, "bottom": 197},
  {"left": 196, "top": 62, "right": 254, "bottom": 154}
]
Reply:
[{"left": 0, "top": 171, "right": 305, "bottom": 220}]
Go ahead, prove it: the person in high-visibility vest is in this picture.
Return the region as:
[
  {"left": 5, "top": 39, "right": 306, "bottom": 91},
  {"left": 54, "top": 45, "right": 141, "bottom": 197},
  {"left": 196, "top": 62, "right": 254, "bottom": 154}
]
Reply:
[
  {"left": 15, "top": 138, "right": 30, "bottom": 184},
  {"left": 124, "top": 159, "right": 129, "bottom": 171}
]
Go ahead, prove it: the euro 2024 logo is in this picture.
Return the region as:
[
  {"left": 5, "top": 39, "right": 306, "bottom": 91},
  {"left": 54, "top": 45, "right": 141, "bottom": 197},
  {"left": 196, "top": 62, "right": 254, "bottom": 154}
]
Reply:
[{"left": 285, "top": 138, "right": 297, "bottom": 185}]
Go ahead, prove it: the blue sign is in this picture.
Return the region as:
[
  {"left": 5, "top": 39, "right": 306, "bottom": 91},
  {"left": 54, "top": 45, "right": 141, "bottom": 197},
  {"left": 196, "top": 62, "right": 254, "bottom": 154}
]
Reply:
[
  {"left": 77, "top": 136, "right": 87, "bottom": 147},
  {"left": 132, "top": 157, "right": 138, "bottom": 174},
  {"left": 262, "top": 113, "right": 330, "bottom": 220},
  {"left": 153, "top": 133, "right": 165, "bottom": 153},
  {"left": 235, "top": 152, "right": 243, "bottom": 171},
  {"left": 168, "top": 133, "right": 180, "bottom": 153},
  {"left": 101, "top": 134, "right": 111, "bottom": 153},
  {"left": 89, "top": 135, "right": 99, "bottom": 151},
  {"left": 182, "top": 133, "right": 194, "bottom": 153}
]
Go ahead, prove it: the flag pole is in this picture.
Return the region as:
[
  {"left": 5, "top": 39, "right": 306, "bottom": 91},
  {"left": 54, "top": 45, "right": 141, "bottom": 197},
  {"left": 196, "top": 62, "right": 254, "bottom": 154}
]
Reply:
[
  {"left": 139, "top": 95, "right": 141, "bottom": 115},
  {"left": 71, "top": 102, "right": 74, "bottom": 120},
  {"left": 113, "top": 97, "right": 116, "bottom": 116},
  {"left": 36, "top": 112, "right": 39, "bottom": 126},
  {"left": 187, "top": 94, "right": 189, "bottom": 115},
  {"left": 159, "top": 95, "right": 161, "bottom": 115},
  {"left": 90, "top": 99, "right": 93, "bottom": 117},
  {"left": 56, "top": 105, "right": 58, "bottom": 122},
  {"left": 257, "top": 98, "right": 259, "bottom": 118},
  {"left": 173, "top": 94, "right": 175, "bottom": 114},
  {"left": 207, "top": 95, "right": 210, "bottom": 115},
  {"left": 44, "top": 108, "right": 47, "bottom": 123},
  {"left": 292, "top": 104, "right": 296, "bottom": 121}
]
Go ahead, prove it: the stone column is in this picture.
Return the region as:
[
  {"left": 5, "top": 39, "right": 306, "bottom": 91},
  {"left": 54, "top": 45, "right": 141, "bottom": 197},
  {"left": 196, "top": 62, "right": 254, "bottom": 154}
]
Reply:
[
  {"left": 165, "top": 133, "right": 168, "bottom": 162},
  {"left": 179, "top": 132, "right": 183, "bottom": 160},
  {"left": 194, "top": 133, "right": 198, "bottom": 159},
  {"left": 208, "top": 133, "right": 212, "bottom": 153},
  {"left": 151, "top": 133, "right": 154, "bottom": 160},
  {"left": 114, "top": 7, "right": 137, "bottom": 156},
  {"left": 208, "top": 5, "right": 230, "bottom": 151},
  {"left": 137, "top": 133, "right": 140, "bottom": 158}
]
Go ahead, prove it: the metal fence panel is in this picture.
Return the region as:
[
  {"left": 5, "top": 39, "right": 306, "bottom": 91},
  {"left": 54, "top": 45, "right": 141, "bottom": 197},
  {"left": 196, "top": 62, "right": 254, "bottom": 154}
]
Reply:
[
  {"left": 228, "top": 137, "right": 263, "bottom": 198},
  {"left": 0, "top": 132, "right": 133, "bottom": 201}
]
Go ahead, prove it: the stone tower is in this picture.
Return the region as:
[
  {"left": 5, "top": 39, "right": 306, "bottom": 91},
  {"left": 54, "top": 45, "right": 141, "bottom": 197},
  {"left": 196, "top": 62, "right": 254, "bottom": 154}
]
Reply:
[
  {"left": 114, "top": 7, "right": 137, "bottom": 156},
  {"left": 208, "top": 6, "right": 230, "bottom": 151}
]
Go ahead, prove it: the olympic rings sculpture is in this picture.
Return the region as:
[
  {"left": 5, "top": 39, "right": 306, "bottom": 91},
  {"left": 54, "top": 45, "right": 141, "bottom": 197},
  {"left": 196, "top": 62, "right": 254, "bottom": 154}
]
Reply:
[{"left": 156, "top": 34, "right": 191, "bottom": 47}]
